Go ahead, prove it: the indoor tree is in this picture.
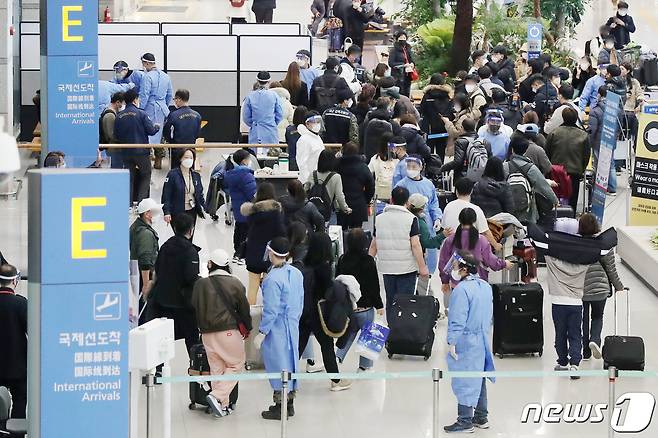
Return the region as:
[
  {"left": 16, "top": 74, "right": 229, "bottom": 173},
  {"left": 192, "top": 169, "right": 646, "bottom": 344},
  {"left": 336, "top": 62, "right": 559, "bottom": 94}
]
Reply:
[{"left": 451, "top": 0, "right": 474, "bottom": 73}]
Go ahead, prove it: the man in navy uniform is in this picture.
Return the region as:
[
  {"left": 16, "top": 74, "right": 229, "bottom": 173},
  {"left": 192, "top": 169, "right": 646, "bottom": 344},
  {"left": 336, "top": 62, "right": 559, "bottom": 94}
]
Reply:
[{"left": 163, "top": 89, "right": 202, "bottom": 169}]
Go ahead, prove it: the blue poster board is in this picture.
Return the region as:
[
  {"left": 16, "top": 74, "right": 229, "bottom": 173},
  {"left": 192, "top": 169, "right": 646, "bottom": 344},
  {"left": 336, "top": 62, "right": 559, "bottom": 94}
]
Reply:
[
  {"left": 41, "top": 0, "right": 99, "bottom": 165},
  {"left": 527, "top": 23, "right": 543, "bottom": 60},
  {"left": 591, "top": 92, "right": 622, "bottom": 224},
  {"left": 28, "top": 169, "right": 129, "bottom": 438}
]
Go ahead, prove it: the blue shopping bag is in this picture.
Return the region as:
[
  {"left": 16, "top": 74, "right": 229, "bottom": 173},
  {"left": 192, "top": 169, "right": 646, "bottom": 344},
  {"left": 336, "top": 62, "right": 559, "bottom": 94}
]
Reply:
[{"left": 354, "top": 321, "right": 389, "bottom": 361}]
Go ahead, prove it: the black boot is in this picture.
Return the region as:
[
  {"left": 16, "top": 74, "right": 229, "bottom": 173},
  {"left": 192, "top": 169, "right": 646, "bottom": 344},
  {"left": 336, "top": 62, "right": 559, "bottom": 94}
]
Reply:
[
  {"left": 261, "top": 402, "right": 283, "bottom": 420},
  {"left": 287, "top": 400, "right": 295, "bottom": 417}
]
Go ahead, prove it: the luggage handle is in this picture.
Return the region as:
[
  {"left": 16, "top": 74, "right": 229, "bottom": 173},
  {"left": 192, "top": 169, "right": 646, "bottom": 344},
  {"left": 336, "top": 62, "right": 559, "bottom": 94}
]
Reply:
[
  {"left": 414, "top": 274, "right": 432, "bottom": 296},
  {"left": 613, "top": 287, "right": 631, "bottom": 336}
]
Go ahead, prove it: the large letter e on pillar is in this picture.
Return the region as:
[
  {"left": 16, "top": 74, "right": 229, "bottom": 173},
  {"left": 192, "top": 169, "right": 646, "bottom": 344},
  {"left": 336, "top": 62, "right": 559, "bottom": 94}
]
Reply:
[
  {"left": 71, "top": 197, "right": 107, "bottom": 259},
  {"left": 62, "top": 5, "right": 84, "bottom": 42}
]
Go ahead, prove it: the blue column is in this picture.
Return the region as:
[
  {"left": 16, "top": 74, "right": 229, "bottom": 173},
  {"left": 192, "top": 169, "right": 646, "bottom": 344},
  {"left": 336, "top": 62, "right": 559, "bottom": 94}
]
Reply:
[{"left": 40, "top": 0, "right": 99, "bottom": 166}]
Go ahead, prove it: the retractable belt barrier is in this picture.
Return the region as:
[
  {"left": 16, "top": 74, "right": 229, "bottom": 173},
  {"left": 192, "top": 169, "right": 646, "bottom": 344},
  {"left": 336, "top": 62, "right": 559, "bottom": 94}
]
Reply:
[{"left": 17, "top": 143, "right": 343, "bottom": 150}]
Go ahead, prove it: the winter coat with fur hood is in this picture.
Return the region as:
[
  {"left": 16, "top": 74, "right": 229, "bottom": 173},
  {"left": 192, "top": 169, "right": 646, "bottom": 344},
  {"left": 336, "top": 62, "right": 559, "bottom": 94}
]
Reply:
[{"left": 240, "top": 199, "right": 287, "bottom": 273}]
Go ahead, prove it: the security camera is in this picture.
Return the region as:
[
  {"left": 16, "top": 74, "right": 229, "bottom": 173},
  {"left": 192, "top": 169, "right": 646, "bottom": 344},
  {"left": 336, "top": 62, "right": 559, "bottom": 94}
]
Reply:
[{"left": 0, "top": 117, "right": 19, "bottom": 184}]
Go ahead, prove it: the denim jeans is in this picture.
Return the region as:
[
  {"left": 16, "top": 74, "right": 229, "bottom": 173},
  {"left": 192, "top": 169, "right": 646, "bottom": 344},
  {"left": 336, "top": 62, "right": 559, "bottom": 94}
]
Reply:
[
  {"left": 552, "top": 304, "right": 583, "bottom": 366},
  {"left": 457, "top": 379, "right": 488, "bottom": 426},
  {"left": 383, "top": 272, "right": 418, "bottom": 323},
  {"left": 582, "top": 300, "right": 606, "bottom": 358},
  {"left": 335, "top": 307, "right": 376, "bottom": 369}
]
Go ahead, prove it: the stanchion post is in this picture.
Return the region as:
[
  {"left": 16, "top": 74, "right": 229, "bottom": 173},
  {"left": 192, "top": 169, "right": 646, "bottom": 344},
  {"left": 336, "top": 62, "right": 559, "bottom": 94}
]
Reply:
[
  {"left": 162, "top": 362, "right": 171, "bottom": 438},
  {"left": 432, "top": 368, "right": 443, "bottom": 438},
  {"left": 143, "top": 372, "right": 156, "bottom": 438},
  {"left": 281, "top": 370, "right": 290, "bottom": 438},
  {"left": 608, "top": 366, "right": 618, "bottom": 438}
]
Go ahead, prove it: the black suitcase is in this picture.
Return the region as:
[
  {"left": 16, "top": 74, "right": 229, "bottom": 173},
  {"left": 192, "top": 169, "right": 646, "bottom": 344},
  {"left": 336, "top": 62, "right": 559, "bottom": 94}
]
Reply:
[
  {"left": 642, "top": 58, "right": 658, "bottom": 87},
  {"left": 188, "top": 344, "right": 238, "bottom": 413},
  {"left": 603, "top": 289, "right": 645, "bottom": 371},
  {"left": 386, "top": 280, "right": 440, "bottom": 360},
  {"left": 556, "top": 205, "right": 575, "bottom": 219},
  {"left": 492, "top": 283, "right": 544, "bottom": 357}
]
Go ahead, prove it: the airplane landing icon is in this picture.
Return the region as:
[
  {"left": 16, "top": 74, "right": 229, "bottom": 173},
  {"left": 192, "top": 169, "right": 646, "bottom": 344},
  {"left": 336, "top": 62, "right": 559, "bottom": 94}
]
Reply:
[
  {"left": 94, "top": 292, "right": 121, "bottom": 320},
  {"left": 77, "top": 61, "right": 95, "bottom": 78}
]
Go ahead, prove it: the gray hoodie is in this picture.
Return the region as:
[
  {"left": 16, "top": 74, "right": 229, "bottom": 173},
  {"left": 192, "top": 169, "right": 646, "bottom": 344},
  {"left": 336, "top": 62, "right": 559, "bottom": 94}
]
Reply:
[{"left": 545, "top": 256, "right": 588, "bottom": 305}]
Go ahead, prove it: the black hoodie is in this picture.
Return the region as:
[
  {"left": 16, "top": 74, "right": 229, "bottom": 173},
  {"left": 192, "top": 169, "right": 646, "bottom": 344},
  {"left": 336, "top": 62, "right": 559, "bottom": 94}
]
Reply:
[{"left": 471, "top": 176, "right": 515, "bottom": 218}]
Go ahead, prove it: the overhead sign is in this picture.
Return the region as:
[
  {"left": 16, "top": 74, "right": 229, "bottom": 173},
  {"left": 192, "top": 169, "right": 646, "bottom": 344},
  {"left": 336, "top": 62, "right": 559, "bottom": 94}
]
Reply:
[
  {"left": 527, "top": 23, "right": 543, "bottom": 60},
  {"left": 591, "top": 92, "right": 622, "bottom": 224},
  {"left": 630, "top": 114, "right": 658, "bottom": 225},
  {"left": 28, "top": 169, "right": 130, "bottom": 438},
  {"left": 40, "top": 0, "right": 99, "bottom": 166}
]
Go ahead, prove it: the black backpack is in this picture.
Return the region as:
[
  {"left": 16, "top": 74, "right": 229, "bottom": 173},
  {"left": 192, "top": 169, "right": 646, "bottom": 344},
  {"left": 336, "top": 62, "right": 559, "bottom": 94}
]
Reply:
[
  {"left": 99, "top": 108, "right": 114, "bottom": 144},
  {"left": 308, "top": 171, "right": 336, "bottom": 221},
  {"left": 314, "top": 76, "right": 340, "bottom": 113}
]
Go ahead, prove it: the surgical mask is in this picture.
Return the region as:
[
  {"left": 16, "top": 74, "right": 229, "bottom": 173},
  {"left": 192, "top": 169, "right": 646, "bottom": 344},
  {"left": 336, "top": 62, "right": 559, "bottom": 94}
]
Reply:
[
  {"left": 488, "top": 124, "right": 501, "bottom": 133},
  {"left": 296, "top": 60, "right": 306, "bottom": 68},
  {"left": 384, "top": 69, "right": 391, "bottom": 77},
  {"left": 531, "top": 86, "right": 540, "bottom": 93},
  {"left": 580, "top": 62, "right": 590, "bottom": 71},
  {"left": 58, "top": 161, "right": 67, "bottom": 169},
  {"left": 551, "top": 77, "right": 561, "bottom": 87},
  {"left": 181, "top": 158, "right": 194, "bottom": 169},
  {"left": 521, "top": 52, "right": 528, "bottom": 61},
  {"left": 119, "top": 105, "right": 126, "bottom": 112},
  {"left": 114, "top": 73, "right": 124, "bottom": 81},
  {"left": 645, "top": 127, "right": 658, "bottom": 145},
  {"left": 618, "top": 9, "right": 628, "bottom": 16},
  {"left": 465, "top": 84, "right": 476, "bottom": 94},
  {"left": 245, "top": 160, "right": 253, "bottom": 169},
  {"left": 451, "top": 269, "right": 463, "bottom": 282},
  {"left": 346, "top": 98, "right": 354, "bottom": 107},
  {"left": 605, "top": 43, "right": 614, "bottom": 50},
  {"left": 308, "top": 123, "right": 322, "bottom": 134},
  {"left": 352, "top": 1, "right": 361, "bottom": 8},
  {"left": 407, "top": 169, "right": 420, "bottom": 179},
  {"left": 453, "top": 105, "right": 461, "bottom": 112}
]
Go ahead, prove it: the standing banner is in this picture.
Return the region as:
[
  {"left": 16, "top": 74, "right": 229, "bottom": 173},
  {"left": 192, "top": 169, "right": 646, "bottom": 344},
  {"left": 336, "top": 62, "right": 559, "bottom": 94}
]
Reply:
[
  {"left": 591, "top": 92, "right": 622, "bottom": 224},
  {"left": 28, "top": 169, "right": 130, "bottom": 438},
  {"left": 527, "top": 23, "right": 543, "bottom": 60},
  {"left": 40, "top": 0, "right": 99, "bottom": 166},
  {"left": 629, "top": 113, "right": 658, "bottom": 225}
]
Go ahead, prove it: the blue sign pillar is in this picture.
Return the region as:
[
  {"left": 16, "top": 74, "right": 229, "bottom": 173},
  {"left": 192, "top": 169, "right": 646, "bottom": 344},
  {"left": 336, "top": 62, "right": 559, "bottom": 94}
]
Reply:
[
  {"left": 40, "top": 0, "right": 98, "bottom": 166},
  {"left": 28, "top": 169, "right": 130, "bottom": 438},
  {"left": 591, "top": 92, "right": 622, "bottom": 224},
  {"left": 527, "top": 23, "right": 543, "bottom": 60}
]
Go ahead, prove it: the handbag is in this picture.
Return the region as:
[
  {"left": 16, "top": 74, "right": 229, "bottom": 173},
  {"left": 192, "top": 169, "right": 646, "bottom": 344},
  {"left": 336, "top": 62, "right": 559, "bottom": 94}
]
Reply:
[
  {"left": 210, "top": 277, "right": 250, "bottom": 338},
  {"left": 403, "top": 47, "right": 419, "bottom": 82}
]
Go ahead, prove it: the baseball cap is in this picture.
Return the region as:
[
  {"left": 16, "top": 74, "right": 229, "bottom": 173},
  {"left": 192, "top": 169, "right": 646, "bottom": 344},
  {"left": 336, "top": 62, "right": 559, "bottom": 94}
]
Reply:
[
  {"left": 408, "top": 193, "right": 428, "bottom": 209},
  {"left": 209, "top": 249, "right": 231, "bottom": 267},
  {"left": 517, "top": 123, "right": 539, "bottom": 134},
  {"left": 257, "top": 71, "right": 271, "bottom": 82},
  {"left": 136, "top": 198, "right": 163, "bottom": 214},
  {"left": 141, "top": 53, "right": 156, "bottom": 63},
  {"left": 382, "top": 87, "right": 401, "bottom": 99}
]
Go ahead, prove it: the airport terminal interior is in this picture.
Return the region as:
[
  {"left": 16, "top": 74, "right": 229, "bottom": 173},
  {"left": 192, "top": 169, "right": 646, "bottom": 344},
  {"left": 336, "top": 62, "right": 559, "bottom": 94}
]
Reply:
[{"left": 2, "top": 0, "right": 658, "bottom": 437}]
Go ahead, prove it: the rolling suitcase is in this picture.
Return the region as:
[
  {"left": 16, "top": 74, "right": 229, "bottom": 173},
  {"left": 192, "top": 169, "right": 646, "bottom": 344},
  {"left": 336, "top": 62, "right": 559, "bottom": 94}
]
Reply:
[
  {"left": 642, "top": 57, "right": 658, "bottom": 87},
  {"left": 386, "top": 279, "right": 439, "bottom": 360},
  {"left": 244, "top": 305, "right": 264, "bottom": 370},
  {"left": 556, "top": 205, "right": 575, "bottom": 219},
  {"left": 436, "top": 171, "right": 456, "bottom": 211},
  {"left": 188, "top": 344, "right": 238, "bottom": 413},
  {"left": 603, "top": 288, "right": 645, "bottom": 371},
  {"left": 512, "top": 240, "right": 537, "bottom": 283},
  {"left": 492, "top": 283, "right": 544, "bottom": 357}
]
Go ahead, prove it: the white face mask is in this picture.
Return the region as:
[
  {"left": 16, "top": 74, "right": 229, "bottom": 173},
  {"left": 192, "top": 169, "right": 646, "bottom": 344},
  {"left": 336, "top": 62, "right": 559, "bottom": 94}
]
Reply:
[
  {"left": 296, "top": 60, "right": 306, "bottom": 68},
  {"left": 451, "top": 269, "right": 463, "bottom": 282},
  {"left": 407, "top": 169, "right": 420, "bottom": 179},
  {"left": 618, "top": 9, "right": 628, "bottom": 16},
  {"left": 454, "top": 105, "right": 461, "bottom": 112},
  {"left": 181, "top": 158, "right": 194, "bottom": 169},
  {"left": 119, "top": 105, "right": 126, "bottom": 112},
  {"left": 645, "top": 127, "right": 658, "bottom": 145},
  {"left": 346, "top": 98, "right": 354, "bottom": 107},
  {"left": 552, "top": 78, "right": 561, "bottom": 87},
  {"left": 465, "top": 84, "right": 476, "bottom": 94},
  {"left": 521, "top": 52, "right": 528, "bottom": 61},
  {"left": 605, "top": 43, "right": 614, "bottom": 50},
  {"left": 308, "top": 123, "right": 322, "bottom": 134},
  {"left": 580, "top": 62, "right": 590, "bottom": 71}
]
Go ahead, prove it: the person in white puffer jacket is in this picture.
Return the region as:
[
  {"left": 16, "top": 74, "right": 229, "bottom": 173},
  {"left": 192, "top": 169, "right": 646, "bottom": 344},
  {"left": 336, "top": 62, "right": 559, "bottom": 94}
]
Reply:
[
  {"left": 296, "top": 112, "right": 325, "bottom": 184},
  {"left": 269, "top": 83, "right": 294, "bottom": 143}
]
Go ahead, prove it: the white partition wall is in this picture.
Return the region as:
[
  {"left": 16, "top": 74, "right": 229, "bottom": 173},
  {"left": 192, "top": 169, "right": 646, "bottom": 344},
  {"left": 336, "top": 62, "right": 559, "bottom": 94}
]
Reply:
[
  {"left": 166, "top": 35, "right": 238, "bottom": 71},
  {"left": 19, "top": 22, "right": 39, "bottom": 34},
  {"left": 98, "top": 22, "right": 161, "bottom": 34},
  {"left": 98, "top": 35, "right": 165, "bottom": 70},
  {"left": 19, "top": 34, "right": 39, "bottom": 70},
  {"left": 239, "top": 35, "right": 312, "bottom": 72},
  {"left": 230, "top": 23, "right": 301, "bottom": 36},
  {"left": 161, "top": 23, "right": 231, "bottom": 35}
]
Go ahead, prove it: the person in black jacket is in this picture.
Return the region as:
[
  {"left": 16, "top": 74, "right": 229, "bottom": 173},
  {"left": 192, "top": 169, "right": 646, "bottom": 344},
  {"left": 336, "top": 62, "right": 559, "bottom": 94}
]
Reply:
[
  {"left": 337, "top": 142, "right": 375, "bottom": 229},
  {"left": 279, "top": 179, "right": 325, "bottom": 233},
  {"left": 471, "top": 157, "right": 514, "bottom": 217},
  {"left": 161, "top": 148, "right": 206, "bottom": 232},
  {"left": 337, "top": 0, "right": 370, "bottom": 53},
  {"left": 606, "top": 2, "right": 635, "bottom": 49},
  {"left": 309, "top": 57, "right": 352, "bottom": 113},
  {"left": 252, "top": 0, "right": 276, "bottom": 23},
  {"left": 420, "top": 73, "right": 454, "bottom": 161},
  {"left": 162, "top": 89, "right": 202, "bottom": 169},
  {"left": 533, "top": 67, "right": 561, "bottom": 127},
  {"left": 518, "top": 59, "right": 545, "bottom": 103},
  {"left": 361, "top": 97, "right": 398, "bottom": 160},
  {"left": 388, "top": 30, "right": 414, "bottom": 97},
  {"left": 115, "top": 88, "right": 160, "bottom": 204},
  {"left": 486, "top": 45, "right": 516, "bottom": 83},
  {"left": 439, "top": 117, "right": 477, "bottom": 183},
  {"left": 322, "top": 88, "right": 359, "bottom": 146},
  {"left": 351, "top": 83, "right": 375, "bottom": 125},
  {"left": 398, "top": 113, "right": 431, "bottom": 163},
  {"left": 490, "top": 88, "right": 521, "bottom": 131},
  {"left": 0, "top": 264, "right": 27, "bottom": 419},
  {"left": 147, "top": 214, "right": 200, "bottom": 357}
]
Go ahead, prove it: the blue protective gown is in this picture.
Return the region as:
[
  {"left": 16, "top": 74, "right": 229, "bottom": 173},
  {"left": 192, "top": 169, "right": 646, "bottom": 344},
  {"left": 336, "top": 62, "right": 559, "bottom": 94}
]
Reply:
[
  {"left": 139, "top": 68, "right": 174, "bottom": 144},
  {"left": 112, "top": 69, "right": 144, "bottom": 93},
  {"left": 300, "top": 66, "right": 321, "bottom": 97},
  {"left": 242, "top": 89, "right": 283, "bottom": 145},
  {"left": 446, "top": 275, "right": 495, "bottom": 407},
  {"left": 98, "top": 80, "right": 133, "bottom": 112},
  {"left": 260, "top": 263, "right": 305, "bottom": 391},
  {"left": 395, "top": 175, "right": 443, "bottom": 272}
]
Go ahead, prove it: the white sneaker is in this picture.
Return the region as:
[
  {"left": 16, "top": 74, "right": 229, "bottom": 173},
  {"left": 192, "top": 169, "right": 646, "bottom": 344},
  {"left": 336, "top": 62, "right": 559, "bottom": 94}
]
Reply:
[
  {"left": 554, "top": 364, "right": 568, "bottom": 371},
  {"left": 330, "top": 380, "right": 352, "bottom": 392},
  {"left": 569, "top": 365, "right": 580, "bottom": 380},
  {"left": 357, "top": 367, "right": 372, "bottom": 373},
  {"left": 590, "top": 341, "right": 603, "bottom": 359},
  {"left": 306, "top": 361, "right": 324, "bottom": 373},
  {"left": 206, "top": 394, "right": 229, "bottom": 418}
]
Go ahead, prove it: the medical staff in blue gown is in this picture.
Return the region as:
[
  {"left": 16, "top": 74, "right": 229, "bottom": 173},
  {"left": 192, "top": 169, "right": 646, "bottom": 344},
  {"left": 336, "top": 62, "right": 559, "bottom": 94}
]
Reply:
[
  {"left": 242, "top": 71, "right": 283, "bottom": 147},
  {"left": 138, "top": 53, "right": 173, "bottom": 152},
  {"left": 98, "top": 80, "right": 133, "bottom": 112},
  {"left": 111, "top": 60, "right": 144, "bottom": 93},
  {"left": 296, "top": 49, "right": 320, "bottom": 97},
  {"left": 395, "top": 156, "right": 442, "bottom": 272},
  {"left": 252, "top": 237, "right": 304, "bottom": 421},
  {"left": 444, "top": 251, "right": 495, "bottom": 434}
]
